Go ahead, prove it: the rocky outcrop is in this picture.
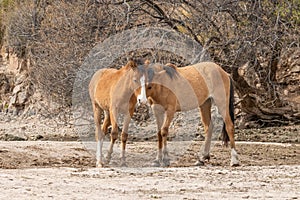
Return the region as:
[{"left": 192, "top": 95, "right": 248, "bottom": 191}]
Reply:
[
  {"left": 0, "top": 72, "right": 13, "bottom": 110},
  {"left": 0, "top": 48, "right": 32, "bottom": 115},
  {"left": 277, "top": 48, "right": 300, "bottom": 108}
]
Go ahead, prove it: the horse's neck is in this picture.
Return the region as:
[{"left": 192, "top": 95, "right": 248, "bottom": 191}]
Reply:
[
  {"left": 115, "top": 67, "right": 129, "bottom": 79},
  {"left": 113, "top": 68, "right": 132, "bottom": 90}
]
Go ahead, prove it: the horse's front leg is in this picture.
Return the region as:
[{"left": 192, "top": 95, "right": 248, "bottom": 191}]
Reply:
[
  {"left": 95, "top": 130, "right": 105, "bottom": 168},
  {"left": 151, "top": 104, "right": 165, "bottom": 167},
  {"left": 93, "top": 105, "right": 105, "bottom": 168},
  {"left": 120, "top": 113, "right": 131, "bottom": 167},
  {"left": 160, "top": 109, "right": 175, "bottom": 167},
  {"left": 106, "top": 108, "right": 119, "bottom": 165},
  {"left": 196, "top": 100, "right": 213, "bottom": 166}
]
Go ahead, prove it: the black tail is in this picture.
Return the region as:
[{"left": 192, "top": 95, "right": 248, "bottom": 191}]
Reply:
[{"left": 222, "top": 77, "right": 234, "bottom": 146}]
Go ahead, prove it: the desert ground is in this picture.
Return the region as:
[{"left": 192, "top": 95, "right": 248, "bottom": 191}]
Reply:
[{"left": 0, "top": 111, "right": 299, "bottom": 199}]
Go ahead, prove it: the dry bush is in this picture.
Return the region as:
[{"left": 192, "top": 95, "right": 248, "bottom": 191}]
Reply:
[
  {"left": 2, "top": 0, "right": 299, "bottom": 126},
  {"left": 4, "top": 0, "right": 129, "bottom": 107}
]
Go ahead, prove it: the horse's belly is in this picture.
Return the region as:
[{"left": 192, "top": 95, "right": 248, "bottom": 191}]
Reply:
[{"left": 176, "top": 99, "right": 199, "bottom": 111}]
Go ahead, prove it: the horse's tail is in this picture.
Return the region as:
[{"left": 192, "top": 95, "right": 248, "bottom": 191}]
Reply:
[{"left": 222, "top": 77, "right": 234, "bottom": 146}]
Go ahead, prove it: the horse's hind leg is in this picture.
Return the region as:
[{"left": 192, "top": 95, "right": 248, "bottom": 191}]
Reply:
[
  {"left": 151, "top": 104, "right": 165, "bottom": 167},
  {"left": 224, "top": 116, "right": 239, "bottom": 166},
  {"left": 93, "top": 104, "right": 105, "bottom": 168},
  {"left": 214, "top": 94, "right": 239, "bottom": 166},
  {"left": 102, "top": 111, "right": 111, "bottom": 134},
  {"left": 195, "top": 99, "right": 212, "bottom": 166}
]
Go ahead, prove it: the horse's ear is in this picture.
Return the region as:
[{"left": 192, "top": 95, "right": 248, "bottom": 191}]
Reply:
[
  {"left": 165, "top": 63, "right": 177, "bottom": 69},
  {"left": 125, "top": 60, "right": 137, "bottom": 70},
  {"left": 144, "top": 59, "right": 150, "bottom": 65}
]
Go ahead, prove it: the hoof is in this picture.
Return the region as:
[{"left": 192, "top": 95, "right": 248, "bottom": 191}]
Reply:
[
  {"left": 105, "top": 155, "right": 113, "bottom": 165},
  {"left": 230, "top": 161, "right": 240, "bottom": 167},
  {"left": 96, "top": 161, "right": 106, "bottom": 168},
  {"left": 120, "top": 162, "right": 128, "bottom": 167},
  {"left": 151, "top": 160, "right": 161, "bottom": 167},
  {"left": 104, "top": 160, "right": 111, "bottom": 165},
  {"left": 194, "top": 160, "right": 205, "bottom": 166},
  {"left": 202, "top": 154, "right": 210, "bottom": 161},
  {"left": 105, "top": 156, "right": 111, "bottom": 164},
  {"left": 161, "top": 159, "right": 170, "bottom": 167},
  {"left": 230, "top": 156, "right": 240, "bottom": 167},
  {"left": 230, "top": 149, "right": 239, "bottom": 167}
]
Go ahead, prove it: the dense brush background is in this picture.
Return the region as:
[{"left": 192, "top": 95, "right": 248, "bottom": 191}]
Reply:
[{"left": 0, "top": 0, "right": 299, "bottom": 128}]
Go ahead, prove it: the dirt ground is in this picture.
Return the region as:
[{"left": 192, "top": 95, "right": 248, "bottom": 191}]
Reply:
[
  {"left": 0, "top": 164, "right": 299, "bottom": 200},
  {"left": 0, "top": 112, "right": 299, "bottom": 199},
  {"left": 0, "top": 140, "right": 299, "bottom": 169},
  {"left": 0, "top": 140, "right": 299, "bottom": 199}
]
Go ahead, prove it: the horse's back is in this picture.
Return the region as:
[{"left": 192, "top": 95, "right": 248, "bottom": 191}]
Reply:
[
  {"left": 191, "top": 62, "right": 231, "bottom": 102},
  {"left": 192, "top": 62, "right": 229, "bottom": 79},
  {"left": 175, "top": 65, "right": 210, "bottom": 107},
  {"left": 176, "top": 62, "right": 230, "bottom": 105},
  {"left": 189, "top": 62, "right": 230, "bottom": 86}
]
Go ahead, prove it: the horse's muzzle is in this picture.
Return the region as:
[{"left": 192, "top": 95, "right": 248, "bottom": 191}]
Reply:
[{"left": 137, "top": 95, "right": 148, "bottom": 105}]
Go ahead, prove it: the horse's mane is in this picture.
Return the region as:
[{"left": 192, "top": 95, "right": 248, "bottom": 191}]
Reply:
[
  {"left": 163, "top": 65, "right": 178, "bottom": 79},
  {"left": 147, "top": 67, "right": 155, "bottom": 83},
  {"left": 147, "top": 63, "right": 178, "bottom": 83},
  {"left": 137, "top": 65, "right": 146, "bottom": 73}
]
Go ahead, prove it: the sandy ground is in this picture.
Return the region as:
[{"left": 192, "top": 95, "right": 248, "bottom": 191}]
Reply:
[
  {"left": 0, "top": 111, "right": 299, "bottom": 199},
  {"left": 0, "top": 165, "right": 299, "bottom": 200},
  {"left": 0, "top": 140, "right": 299, "bottom": 199}
]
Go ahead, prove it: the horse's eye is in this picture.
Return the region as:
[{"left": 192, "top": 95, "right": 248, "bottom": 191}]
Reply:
[
  {"left": 148, "top": 86, "right": 152, "bottom": 90},
  {"left": 133, "top": 79, "right": 138, "bottom": 83}
]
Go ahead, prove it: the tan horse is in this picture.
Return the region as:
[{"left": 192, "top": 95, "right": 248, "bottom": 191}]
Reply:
[
  {"left": 145, "top": 62, "right": 239, "bottom": 167},
  {"left": 89, "top": 60, "right": 147, "bottom": 167}
]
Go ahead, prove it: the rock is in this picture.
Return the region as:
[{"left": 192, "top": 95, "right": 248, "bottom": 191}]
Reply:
[
  {"left": 0, "top": 133, "right": 26, "bottom": 141},
  {"left": 12, "top": 84, "right": 22, "bottom": 94},
  {"left": 9, "top": 94, "right": 17, "bottom": 106},
  {"left": 12, "top": 107, "right": 19, "bottom": 115},
  {"left": 291, "top": 65, "right": 300, "bottom": 73},
  {"left": 15, "top": 73, "right": 27, "bottom": 85},
  {"left": 0, "top": 73, "right": 10, "bottom": 94},
  {"left": 17, "top": 90, "right": 28, "bottom": 104},
  {"left": 1, "top": 49, "right": 33, "bottom": 115}
]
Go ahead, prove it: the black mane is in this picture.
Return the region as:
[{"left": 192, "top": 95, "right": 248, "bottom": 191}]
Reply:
[
  {"left": 162, "top": 65, "right": 178, "bottom": 79},
  {"left": 147, "top": 67, "right": 155, "bottom": 83},
  {"left": 145, "top": 64, "right": 178, "bottom": 83}
]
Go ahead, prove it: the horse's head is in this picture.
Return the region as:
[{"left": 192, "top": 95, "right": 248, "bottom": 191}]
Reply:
[
  {"left": 126, "top": 60, "right": 178, "bottom": 105},
  {"left": 124, "top": 60, "right": 149, "bottom": 105},
  {"left": 144, "top": 63, "right": 178, "bottom": 99}
]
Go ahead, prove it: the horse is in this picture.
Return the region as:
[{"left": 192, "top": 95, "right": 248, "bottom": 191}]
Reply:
[
  {"left": 89, "top": 60, "right": 148, "bottom": 167},
  {"left": 144, "top": 62, "right": 240, "bottom": 167}
]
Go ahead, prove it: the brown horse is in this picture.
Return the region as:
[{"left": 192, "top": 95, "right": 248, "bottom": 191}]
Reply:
[
  {"left": 89, "top": 60, "right": 147, "bottom": 167},
  {"left": 145, "top": 62, "right": 240, "bottom": 167}
]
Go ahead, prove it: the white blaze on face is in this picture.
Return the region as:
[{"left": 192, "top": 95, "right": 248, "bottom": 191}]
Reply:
[{"left": 137, "top": 75, "right": 147, "bottom": 104}]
